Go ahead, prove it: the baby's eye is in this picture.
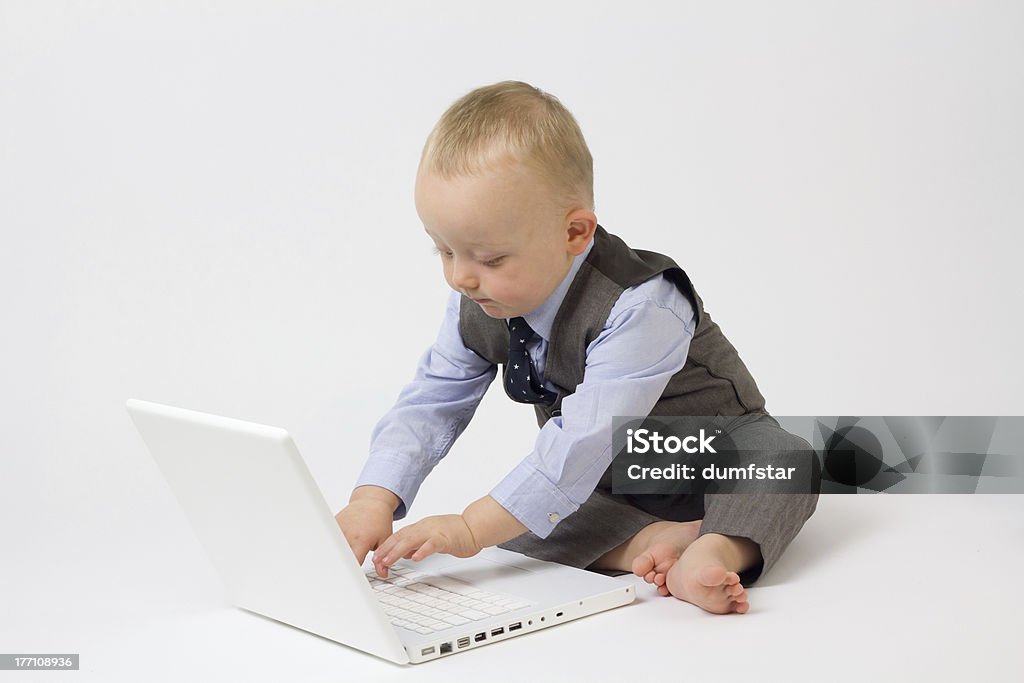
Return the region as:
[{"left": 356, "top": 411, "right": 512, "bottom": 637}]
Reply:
[
  {"left": 431, "top": 246, "right": 453, "bottom": 258},
  {"left": 482, "top": 256, "right": 506, "bottom": 267}
]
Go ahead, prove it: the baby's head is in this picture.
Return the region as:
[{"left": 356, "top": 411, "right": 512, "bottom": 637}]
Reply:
[{"left": 414, "top": 80, "right": 598, "bottom": 319}]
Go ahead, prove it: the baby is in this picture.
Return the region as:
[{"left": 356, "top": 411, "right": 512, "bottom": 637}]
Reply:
[{"left": 335, "top": 80, "right": 818, "bottom": 614}]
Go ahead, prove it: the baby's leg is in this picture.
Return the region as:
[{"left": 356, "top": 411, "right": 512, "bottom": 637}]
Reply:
[
  {"left": 697, "top": 415, "right": 820, "bottom": 585},
  {"left": 658, "top": 414, "right": 819, "bottom": 613}
]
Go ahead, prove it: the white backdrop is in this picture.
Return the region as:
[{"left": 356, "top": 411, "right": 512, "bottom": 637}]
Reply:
[{"left": 2, "top": 1, "right": 1022, "bottom": 679}]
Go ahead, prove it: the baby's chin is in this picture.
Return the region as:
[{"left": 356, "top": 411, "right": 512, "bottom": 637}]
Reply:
[
  {"left": 468, "top": 295, "right": 535, "bottom": 319},
  {"left": 475, "top": 300, "right": 508, "bottom": 318}
]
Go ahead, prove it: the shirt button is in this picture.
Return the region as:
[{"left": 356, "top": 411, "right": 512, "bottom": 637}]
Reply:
[{"left": 548, "top": 512, "right": 560, "bottom": 524}]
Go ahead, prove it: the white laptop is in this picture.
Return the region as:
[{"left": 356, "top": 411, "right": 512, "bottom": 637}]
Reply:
[{"left": 125, "top": 399, "right": 635, "bottom": 664}]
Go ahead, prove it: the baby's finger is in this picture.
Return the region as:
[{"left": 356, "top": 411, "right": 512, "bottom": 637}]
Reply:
[
  {"left": 373, "top": 533, "right": 401, "bottom": 576},
  {"left": 373, "top": 533, "right": 396, "bottom": 560},
  {"left": 372, "top": 552, "right": 389, "bottom": 578},
  {"left": 411, "top": 537, "right": 440, "bottom": 562},
  {"left": 381, "top": 532, "right": 422, "bottom": 568}
]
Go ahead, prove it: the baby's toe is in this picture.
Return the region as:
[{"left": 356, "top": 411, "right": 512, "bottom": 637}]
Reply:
[
  {"left": 632, "top": 551, "right": 657, "bottom": 578},
  {"left": 696, "top": 564, "right": 729, "bottom": 588}
]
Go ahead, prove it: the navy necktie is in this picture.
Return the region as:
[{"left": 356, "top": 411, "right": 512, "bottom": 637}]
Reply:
[{"left": 505, "top": 317, "right": 557, "bottom": 405}]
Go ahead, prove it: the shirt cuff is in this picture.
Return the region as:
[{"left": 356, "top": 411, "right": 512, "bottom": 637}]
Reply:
[
  {"left": 354, "top": 450, "right": 430, "bottom": 520},
  {"left": 488, "top": 462, "right": 580, "bottom": 539}
]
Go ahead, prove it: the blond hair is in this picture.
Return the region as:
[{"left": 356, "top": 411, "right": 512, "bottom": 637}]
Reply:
[{"left": 419, "top": 80, "right": 594, "bottom": 212}]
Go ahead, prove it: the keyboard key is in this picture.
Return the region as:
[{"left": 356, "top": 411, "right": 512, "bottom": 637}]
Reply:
[
  {"left": 424, "top": 577, "right": 474, "bottom": 595},
  {"left": 458, "top": 609, "right": 489, "bottom": 620},
  {"left": 482, "top": 605, "right": 509, "bottom": 615}
]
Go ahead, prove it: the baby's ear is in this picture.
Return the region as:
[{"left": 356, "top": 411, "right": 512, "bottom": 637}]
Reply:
[{"left": 565, "top": 214, "right": 597, "bottom": 251}]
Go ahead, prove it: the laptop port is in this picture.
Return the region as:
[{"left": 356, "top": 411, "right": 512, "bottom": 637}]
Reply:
[
  {"left": 508, "top": 622, "right": 522, "bottom": 632},
  {"left": 556, "top": 611, "right": 563, "bottom": 617},
  {"left": 457, "top": 637, "right": 470, "bottom": 649},
  {"left": 491, "top": 627, "right": 504, "bottom": 636},
  {"left": 420, "top": 646, "right": 435, "bottom": 656},
  {"left": 439, "top": 642, "right": 452, "bottom": 655},
  {"left": 474, "top": 632, "right": 486, "bottom": 642}
]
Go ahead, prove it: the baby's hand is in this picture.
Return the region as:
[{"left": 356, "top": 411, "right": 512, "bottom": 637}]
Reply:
[
  {"left": 372, "top": 515, "right": 481, "bottom": 577},
  {"left": 335, "top": 498, "right": 394, "bottom": 565}
]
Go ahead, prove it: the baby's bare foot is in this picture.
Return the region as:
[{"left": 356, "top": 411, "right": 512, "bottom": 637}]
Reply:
[
  {"left": 665, "top": 562, "right": 749, "bottom": 614},
  {"left": 658, "top": 533, "right": 757, "bottom": 614},
  {"left": 630, "top": 519, "right": 702, "bottom": 594}
]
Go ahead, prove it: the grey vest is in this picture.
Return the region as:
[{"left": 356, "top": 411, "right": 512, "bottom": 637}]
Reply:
[{"left": 459, "top": 225, "right": 767, "bottom": 428}]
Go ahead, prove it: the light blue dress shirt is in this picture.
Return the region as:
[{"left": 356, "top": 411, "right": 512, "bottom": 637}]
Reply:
[{"left": 354, "top": 237, "right": 697, "bottom": 538}]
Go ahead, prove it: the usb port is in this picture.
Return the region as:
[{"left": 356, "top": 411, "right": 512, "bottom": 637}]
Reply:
[
  {"left": 508, "top": 622, "right": 522, "bottom": 632},
  {"left": 491, "top": 627, "right": 505, "bottom": 636},
  {"left": 474, "top": 632, "right": 487, "bottom": 642},
  {"left": 457, "top": 637, "right": 470, "bottom": 649},
  {"left": 420, "top": 646, "right": 435, "bottom": 656}
]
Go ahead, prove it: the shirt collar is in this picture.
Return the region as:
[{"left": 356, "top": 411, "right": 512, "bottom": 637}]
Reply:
[{"left": 516, "top": 237, "right": 595, "bottom": 342}]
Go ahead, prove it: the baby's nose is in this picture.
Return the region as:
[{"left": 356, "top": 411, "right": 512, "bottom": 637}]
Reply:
[{"left": 451, "top": 261, "right": 479, "bottom": 289}]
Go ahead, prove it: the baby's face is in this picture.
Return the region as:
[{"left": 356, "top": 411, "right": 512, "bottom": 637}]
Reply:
[{"left": 414, "top": 160, "right": 579, "bottom": 319}]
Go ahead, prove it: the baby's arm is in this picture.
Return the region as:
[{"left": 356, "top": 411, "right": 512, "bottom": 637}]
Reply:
[
  {"left": 370, "top": 495, "right": 527, "bottom": 576},
  {"left": 342, "top": 291, "right": 496, "bottom": 568},
  {"left": 351, "top": 290, "right": 496, "bottom": 519}
]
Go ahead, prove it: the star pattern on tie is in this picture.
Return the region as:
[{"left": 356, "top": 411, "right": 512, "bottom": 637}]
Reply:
[{"left": 504, "top": 316, "right": 557, "bottom": 405}]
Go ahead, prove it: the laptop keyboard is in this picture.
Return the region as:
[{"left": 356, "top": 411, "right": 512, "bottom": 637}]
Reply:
[{"left": 365, "top": 565, "right": 533, "bottom": 635}]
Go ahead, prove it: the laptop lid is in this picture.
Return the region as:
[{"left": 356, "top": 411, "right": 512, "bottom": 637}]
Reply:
[{"left": 125, "top": 399, "right": 409, "bottom": 664}]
